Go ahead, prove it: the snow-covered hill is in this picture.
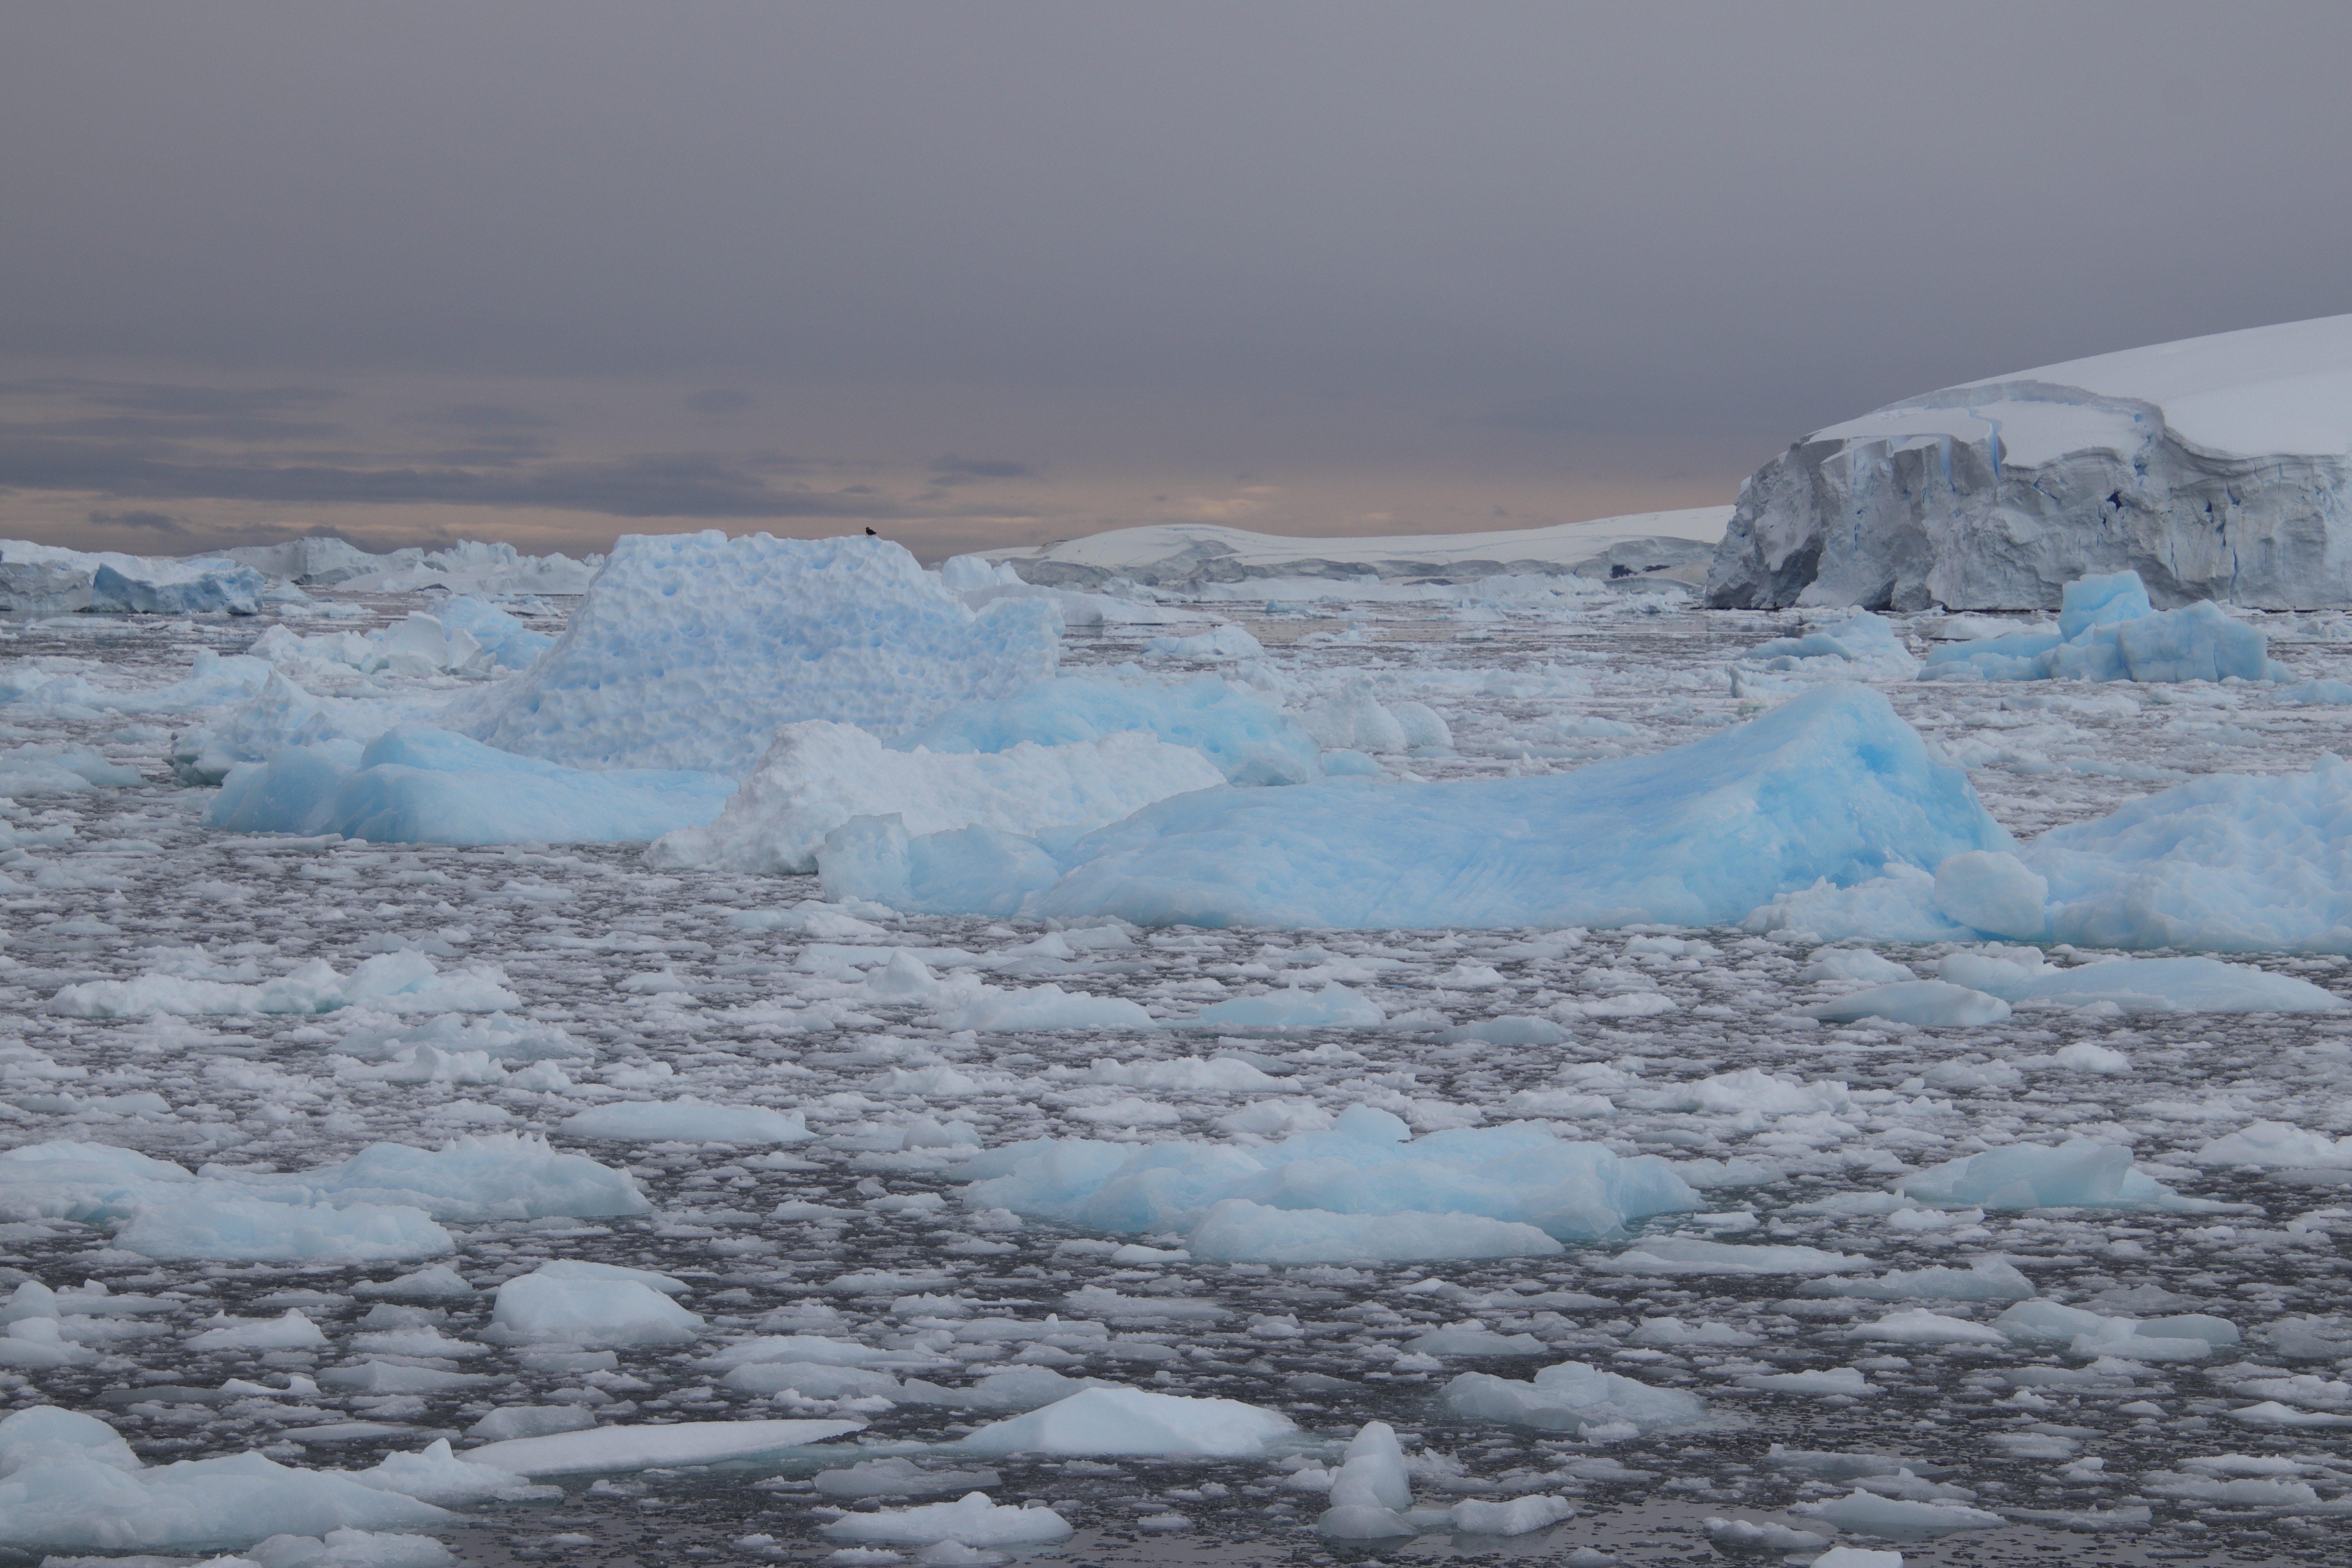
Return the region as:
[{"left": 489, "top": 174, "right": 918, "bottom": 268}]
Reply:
[
  {"left": 984, "top": 508, "right": 1731, "bottom": 590},
  {"left": 1709, "top": 314, "right": 2352, "bottom": 611}
]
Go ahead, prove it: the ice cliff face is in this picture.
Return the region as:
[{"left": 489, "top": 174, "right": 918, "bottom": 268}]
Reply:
[{"left": 1708, "top": 314, "right": 2352, "bottom": 611}]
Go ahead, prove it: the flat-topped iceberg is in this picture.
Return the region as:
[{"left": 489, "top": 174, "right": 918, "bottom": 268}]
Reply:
[
  {"left": 1709, "top": 312, "right": 2352, "bottom": 610},
  {"left": 824, "top": 684, "right": 2009, "bottom": 929}
]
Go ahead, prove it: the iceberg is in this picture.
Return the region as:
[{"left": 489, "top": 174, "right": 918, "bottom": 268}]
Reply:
[
  {"left": 1920, "top": 571, "right": 2282, "bottom": 683},
  {"left": 2029, "top": 758, "right": 2352, "bottom": 952},
  {"left": 1708, "top": 313, "right": 2352, "bottom": 610},
  {"left": 113, "top": 1200, "right": 453, "bottom": 1263},
  {"left": 444, "top": 532, "right": 1060, "bottom": 774},
  {"left": 829, "top": 685, "right": 2010, "bottom": 929},
  {"left": 820, "top": 1491, "right": 1073, "bottom": 1547},
  {"left": 90, "top": 560, "right": 269, "bottom": 616},
  {"left": 483, "top": 1260, "right": 705, "bottom": 1348},
  {"left": 646, "top": 720, "right": 1222, "bottom": 874},
  {"left": 209, "top": 727, "right": 735, "bottom": 846},
  {"left": 956, "top": 1106, "right": 1697, "bottom": 1250},
  {"left": 956, "top": 1387, "right": 1295, "bottom": 1457},
  {"left": 460, "top": 1417, "right": 861, "bottom": 1475},
  {"left": 0, "top": 1408, "right": 452, "bottom": 1554},
  {"left": 1438, "top": 1360, "right": 1713, "bottom": 1435},
  {"left": 559, "top": 1099, "right": 811, "bottom": 1143},
  {"left": 1897, "top": 1138, "right": 2199, "bottom": 1210}
]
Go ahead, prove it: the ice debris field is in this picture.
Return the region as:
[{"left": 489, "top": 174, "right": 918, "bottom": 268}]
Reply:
[{"left": 7, "top": 519, "right": 2352, "bottom": 1568}]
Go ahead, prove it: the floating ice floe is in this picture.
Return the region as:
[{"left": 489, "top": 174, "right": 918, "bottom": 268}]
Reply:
[
  {"left": 0, "top": 1134, "right": 645, "bottom": 1260},
  {"left": 52, "top": 951, "right": 519, "bottom": 1018},
  {"left": 559, "top": 1099, "right": 811, "bottom": 1143},
  {"left": 819, "top": 1492, "right": 1074, "bottom": 1548},
  {"left": 1143, "top": 623, "right": 1264, "bottom": 661},
  {"left": 0, "top": 1406, "right": 453, "bottom": 1554},
  {"left": 1896, "top": 1137, "right": 2215, "bottom": 1211},
  {"left": 2194, "top": 1120, "right": 2352, "bottom": 1167},
  {"left": 459, "top": 1417, "right": 862, "bottom": 1475},
  {"left": 483, "top": 1259, "right": 704, "bottom": 1348},
  {"left": 444, "top": 532, "right": 1061, "bottom": 774},
  {"left": 1992, "top": 1298, "right": 2239, "bottom": 1361},
  {"left": 1741, "top": 610, "right": 1918, "bottom": 679},
  {"left": 958, "top": 1106, "right": 1696, "bottom": 1258},
  {"left": 1920, "top": 570, "right": 2284, "bottom": 682},
  {"left": 1438, "top": 1360, "right": 1716, "bottom": 1436},
  {"left": 828, "top": 685, "right": 2009, "bottom": 929},
  {"left": 955, "top": 1386, "right": 1296, "bottom": 1457},
  {"left": 647, "top": 719, "right": 1222, "bottom": 874}
]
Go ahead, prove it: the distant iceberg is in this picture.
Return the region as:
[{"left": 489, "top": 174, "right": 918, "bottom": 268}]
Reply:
[{"left": 1708, "top": 313, "right": 2352, "bottom": 610}]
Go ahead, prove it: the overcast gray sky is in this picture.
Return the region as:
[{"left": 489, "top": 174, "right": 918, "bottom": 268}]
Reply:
[{"left": 5, "top": 1, "right": 2349, "bottom": 560}]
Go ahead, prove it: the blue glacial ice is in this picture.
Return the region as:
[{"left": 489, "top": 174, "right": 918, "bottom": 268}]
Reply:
[
  {"left": 1755, "top": 753, "right": 2352, "bottom": 954},
  {"left": 823, "top": 684, "right": 2011, "bottom": 929},
  {"left": 445, "top": 532, "right": 1061, "bottom": 774},
  {"left": 1921, "top": 570, "right": 2285, "bottom": 683},
  {"left": 955, "top": 1105, "right": 1697, "bottom": 1259},
  {"left": 209, "top": 726, "right": 737, "bottom": 846},
  {"left": 896, "top": 673, "right": 1324, "bottom": 786}
]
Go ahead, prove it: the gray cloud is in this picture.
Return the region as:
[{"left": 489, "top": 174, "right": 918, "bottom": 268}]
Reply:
[
  {"left": 0, "top": 431, "right": 902, "bottom": 519},
  {"left": 929, "top": 455, "right": 1038, "bottom": 483},
  {"left": 85, "top": 508, "right": 189, "bottom": 534},
  {"left": 3, "top": 2, "right": 2349, "bottom": 547}
]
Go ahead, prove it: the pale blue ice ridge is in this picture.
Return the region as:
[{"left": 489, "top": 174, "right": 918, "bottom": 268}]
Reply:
[
  {"left": 209, "top": 726, "right": 732, "bottom": 845},
  {"left": 822, "top": 685, "right": 2012, "bottom": 930}
]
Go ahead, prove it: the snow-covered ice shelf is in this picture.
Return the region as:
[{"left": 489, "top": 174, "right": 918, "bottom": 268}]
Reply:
[
  {"left": 1710, "top": 312, "right": 2352, "bottom": 612},
  {"left": 3, "top": 535, "right": 2352, "bottom": 1566}
]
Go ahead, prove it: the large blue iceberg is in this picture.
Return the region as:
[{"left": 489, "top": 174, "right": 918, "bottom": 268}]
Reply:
[{"left": 822, "top": 685, "right": 2011, "bottom": 929}]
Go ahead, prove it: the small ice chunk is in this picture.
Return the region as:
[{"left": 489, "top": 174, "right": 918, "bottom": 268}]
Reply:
[
  {"left": 1930, "top": 851, "right": 2047, "bottom": 939},
  {"left": 461, "top": 1418, "right": 863, "bottom": 1476},
  {"left": 1439, "top": 1360, "right": 1710, "bottom": 1434},
  {"left": 186, "top": 1309, "right": 329, "bottom": 1352},
  {"left": 956, "top": 1387, "right": 1295, "bottom": 1457},
  {"left": 819, "top": 1492, "right": 1072, "bottom": 1548},
  {"left": 815, "top": 1458, "right": 1004, "bottom": 1498},
  {"left": 1804, "top": 980, "right": 2011, "bottom": 1027},
  {"left": 560, "top": 1099, "right": 811, "bottom": 1143},
  {"left": 1792, "top": 1490, "right": 2001, "bottom": 1539}
]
